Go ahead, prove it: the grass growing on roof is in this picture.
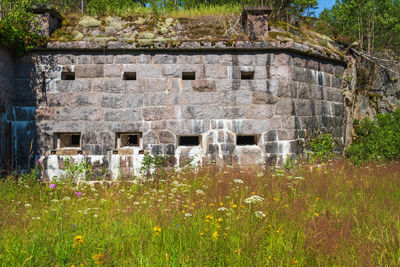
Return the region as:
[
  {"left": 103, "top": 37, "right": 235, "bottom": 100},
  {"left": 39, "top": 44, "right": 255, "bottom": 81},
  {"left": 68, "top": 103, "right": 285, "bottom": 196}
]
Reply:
[{"left": 1, "top": 162, "right": 400, "bottom": 265}]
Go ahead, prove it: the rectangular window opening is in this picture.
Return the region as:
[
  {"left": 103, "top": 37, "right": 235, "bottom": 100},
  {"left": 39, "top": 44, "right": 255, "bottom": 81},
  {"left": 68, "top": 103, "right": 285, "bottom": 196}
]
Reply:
[
  {"left": 182, "top": 72, "right": 196, "bottom": 80},
  {"left": 179, "top": 136, "right": 200, "bottom": 146},
  {"left": 237, "top": 135, "right": 258, "bottom": 146},
  {"left": 61, "top": 72, "right": 75, "bottom": 80},
  {"left": 117, "top": 133, "right": 141, "bottom": 148},
  {"left": 56, "top": 133, "right": 81, "bottom": 148},
  {"left": 241, "top": 71, "right": 254, "bottom": 80},
  {"left": 123, "top": 72, "right": 137, "bottom": 80}
]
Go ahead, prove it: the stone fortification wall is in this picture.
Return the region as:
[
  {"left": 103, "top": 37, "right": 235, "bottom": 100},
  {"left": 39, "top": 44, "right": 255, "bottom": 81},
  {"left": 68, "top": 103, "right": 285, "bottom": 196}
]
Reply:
[
  {"left": 15, "top": 46, "right": 345, "bottom": 179},
  {"left": 0, "top": 46, "right": 14, "bottom": 173}
]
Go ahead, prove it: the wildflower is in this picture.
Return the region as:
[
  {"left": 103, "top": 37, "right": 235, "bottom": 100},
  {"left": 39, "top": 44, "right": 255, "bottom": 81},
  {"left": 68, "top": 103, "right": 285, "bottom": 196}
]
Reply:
[
  {"left": 24, "top": 204, "right": 32, "bottom": 207},
  {"left": 232, "top": 204, "right": 238, "bottom": 209},
  {"left": 235, "top": 249, "right": 241, "bottom": 254},
  {"left": 49, "top": 184, "right": 55, "bottom": 189},
  {"left": 223, "top": 233, "right": 227, "bottom": 239},
  {"left": 273, "top": 197, "right": 280, "bottom": 202},
  {"left": 94, "top": 214, "right": 98, "bottom": 218},
  {"left": 184, "top": 213, "right": 192, "bottom": 218},
  {"left": 205, "top": 215, "right": 213, "bottom": 222},
  {"left": 233, "top": 179, "right": 244, "bottom": 184},
  {"left": 133, "top": 201, "right": 140, "bottom": 206},
  {"left": 50, "top": 199, "right": 59, "bottom": 203},
  {"left": 244, "top": 195, "right": 264, "bottom": 204},
  {"left": 314, "top": 213, "right": 319, "bottom": 217},
  {"left": 73, "top": 235, "right": 83, "bottom": 247},
  {"left": 73, "top": 225, "right": 76, "bottom": 228},
  {"left": 212, "top": 231, "right": 218, "bottom": 241},
  {"left": 216, "top": 218, "right": 223, "bottom": 223},
  {"left": 209, "top": 203, "right": 214, "bottom": 206},
  {"left": 153, "top": 225, "right": 161, "bottom": 236},
  {"left": 32, "top": 217, "right": 41, "bottom": 220},
  {"left": 254, "top": 211, "right": 266, "bottom": 219},
  {"left": 76, "top": 192, "right": 82, "bottom": 197},
  {"left": 63, "top": 196, "right": 71, "bottom": 201},
  {"left": 92, "top": 253, "right": 105, "bottom": 265},
  {"left": 219, "top": 202, "right": 223, "bottom": 206},
  {"left": 200, "top": 232, "right": 204, "bottom": 236},
  {"left": 18, "top": 201, "right": 22, "bottom": 205},
  {"left": 196, "top": 189, "right": 204, "bottom": 195},
  {"left": 218, "top": 207, "right": 228, "bottom": 212}
]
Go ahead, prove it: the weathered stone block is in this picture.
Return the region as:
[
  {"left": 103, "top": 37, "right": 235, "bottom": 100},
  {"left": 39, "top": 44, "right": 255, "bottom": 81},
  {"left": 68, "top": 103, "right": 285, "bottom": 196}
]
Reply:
[
  {"left": 137, "top": 65, "right": 162, "bottom": 78},
  {"left": 153, "top": 54, "right": 177, "bottom": 64},
  {"left": 142, "top": 107, "right": 163, "bottom": 121},
  {"left": 265, "top": 142, "right": 278, "bottom": 154},
  {"left": 55, "top": 80, "right": 92, "bottom": 92},
  {"left": 246, "top": 105, "right": 275, "bottom": 120},
  {"left": 143, "top": 131, "right": 159, "bottom": 145},
  {"left": 77, "top": 55, "right": 92, "bottom": 64},
  {"left": 183, "top": 106, "right": 221, "bottom": 120},
  {"left": 295, "top": 100, "right": 312, "bottom": 116},
  {"left": 144, "top": 92, "right": 177, "bottom": 106},
  {"left": 275, "top": 99, "right": 295, "bottom": 116},
  {"left": 253, "top": 92, "right": 278, "bottom": 104},
  {"left": 93, "top": 55, "right": 113, "bottom": 64},
  {"left": 104, "top": 64, "right": 122, "bottom": 78},
  {"left": 93, "top": 79, "right": 126, "bottom": 93},
  {"left": 100, "top": 94, "right": 125, "bottom": 108},
  {"left": 176, "top": 54, "right": 202, "bottom": 64},
  {"left": 68, "top": 93, "right": 99, "bottom": 107},
  {"left": 75, "top": 65, "right": 104, "bottom": 78},
  {"left": 104, "top": 109, "right": 141, "bottom": 121},
  {"left": 205, "top": 65, "right": 227, "bottom": 79},
  {"left": 159, "top": 130, "right": 175, "bottom": 144},
  {"left": 114, "top": 54, "right": 136, "bottom": 64},
  {"left": 192, "top": 80, "right": 216, "bottom": 92}
]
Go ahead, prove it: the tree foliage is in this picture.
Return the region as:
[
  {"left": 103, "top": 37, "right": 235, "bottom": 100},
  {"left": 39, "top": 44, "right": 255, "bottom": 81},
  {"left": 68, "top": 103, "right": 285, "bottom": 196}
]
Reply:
[
  {"left": 317, "top": 0, "right": 400, "bottom": 54},
  {"left": 0, "top": 0, "right": 50, "bottom": 55}
]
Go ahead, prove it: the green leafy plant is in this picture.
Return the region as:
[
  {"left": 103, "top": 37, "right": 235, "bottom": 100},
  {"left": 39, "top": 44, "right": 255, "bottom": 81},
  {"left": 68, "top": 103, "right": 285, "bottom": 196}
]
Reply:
[
  {"left": 0, "top": 0, "right": 50, "bottom": 55},
  {"left": 139, "top": 152, "right": 172, "bottom": 181},
  {"left": 63, "top": 157, "right": 91, "bottom": 181},
  {"left": 307, "top": 132, "right": 335, "bottom": 163},
  {"left": 346, "top": 108, "right": 400, "bottom": 164}
]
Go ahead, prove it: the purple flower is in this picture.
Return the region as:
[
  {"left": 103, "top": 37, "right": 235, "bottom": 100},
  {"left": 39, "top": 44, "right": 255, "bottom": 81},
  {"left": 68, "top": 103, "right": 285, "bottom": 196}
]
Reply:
[
  {"left": 73, "top": 224, "right": 76, "bottom": 228},
  {"left": 18, "top": 201, "right": 22, "bottom": 205},
  {"left": 76, "top": 192, "right": 82, "bottom": 197},
  {"left": 49, "top": 184, "right": 55, "bottom": 189},
  {"left": 123, "top": 201, "right": 126, "bottom": 204},
  {"left": 36, "top": 158, "right": 41, "bottom": 165}
]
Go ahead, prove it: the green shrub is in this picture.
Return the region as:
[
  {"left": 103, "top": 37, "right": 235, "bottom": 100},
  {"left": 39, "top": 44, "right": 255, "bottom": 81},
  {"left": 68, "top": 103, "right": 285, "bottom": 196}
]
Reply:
[
  {"left": 307, "top": 132, "right": 335, "bottom": 163},
  {"left": 0, "top": 0, "right": 50, "bottom": 55},
  {"left": 346, "top": 108, "right": 400, "bottom": 164}
]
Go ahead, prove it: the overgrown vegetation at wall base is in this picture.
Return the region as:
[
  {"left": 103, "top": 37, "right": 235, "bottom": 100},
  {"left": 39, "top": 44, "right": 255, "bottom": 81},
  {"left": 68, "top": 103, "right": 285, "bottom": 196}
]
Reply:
[
  {"left": 0, "top": 0, "right": 50, "bottom": 55},
  {"left": 346, "top": 108, "right": 400, "bottom": 164},
  {"left": 1, "top": 163, "right": 400, "bottom": 265}
]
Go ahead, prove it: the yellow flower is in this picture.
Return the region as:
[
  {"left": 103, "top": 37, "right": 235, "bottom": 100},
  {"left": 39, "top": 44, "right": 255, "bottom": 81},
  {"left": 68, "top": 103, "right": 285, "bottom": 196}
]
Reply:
[
  {"left": 314, "top": 213, "right": 319, "bottom": 217},
  {"left": 219, "top": 202, "right": 223, "bottom": 206},
  {"left": 216, "top": 217, "right": 223, "bottom": 223},
  {"left": 232, "top": 204, "right": 238, "bottom": 209},
  {"left": 73, "top": 235, "right": 83, "bottom": 247},
  {"left": 205, "top": 215, "right": 213, "bottom": 222},
  {"left": 235, "top": 249, "right": 241, "bottom": 255},
  {"left": 212, "top": 231, "right": 218, "bottom": 241},
  {"left": 183, "top": 205, "right": 188, "bottom": 208},
  {"left": 223, "top": 233, "right": 228, "bottom": 239},
  {"left": 200, "top": 232, "right": 204, "bottom": 236},
  {"left": 209, "top": 203, "right": 214, "bottom": 206},
  {"left": 153, "top": 225, "right": 162, "bottom": 236},
  {"left": 92, "top": 253, "right": 105, "bottom": 265}
]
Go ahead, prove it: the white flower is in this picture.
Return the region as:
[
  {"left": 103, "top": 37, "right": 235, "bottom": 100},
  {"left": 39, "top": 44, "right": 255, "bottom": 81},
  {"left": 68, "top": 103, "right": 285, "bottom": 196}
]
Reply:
[
  {"left": 171, "top": 188, "right": 178, "bottom": 193},
  {"left": 133, "top": 202, "right": 140, "bottom": 206},
  {"left": 233, "top": 179, "right": 244, "bottom": 184},
  {"left": 254, "top": 211, "right": 266, "bottom": 219},
  {"left": 24, "top": 203, "right": 32, "bottom": 207},
  {"left": 171, "top": 181, "right": 180, "bottom": 187},
  {"left": 244, "top": 195, "right": 264, "bottom": 204},
  {"left": 94, "top": 214, "right": 98, "bottom": 218},
  {"left": 63, "top": 197, "right": 71, "bottom": 201},
  {"left": 184, "top": 213, "right": 192, "bottom": 217},
  {"left": 91, "top": 187, "right": 97, "bottom": 192},
  {"left": 202, "top": 185, "right": 208, "bottom": 189},
  {"left": 218, "top": 207, "right": 228, "bottom": 212},
  {"left": 51, "top": 199, "right": 59, "bottom": 203},
  {"left": 196, "top": 189, "right": 205, "bottom": 195},
  {"left": 32, "top": 217, "right": 41, "bottom": 220}
]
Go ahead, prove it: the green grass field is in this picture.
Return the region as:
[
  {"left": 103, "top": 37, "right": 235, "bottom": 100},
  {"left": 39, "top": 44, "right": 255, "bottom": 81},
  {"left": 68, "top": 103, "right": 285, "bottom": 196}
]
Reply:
[{"left": 1, "top": 162, "right": 400, "bottom": 266}]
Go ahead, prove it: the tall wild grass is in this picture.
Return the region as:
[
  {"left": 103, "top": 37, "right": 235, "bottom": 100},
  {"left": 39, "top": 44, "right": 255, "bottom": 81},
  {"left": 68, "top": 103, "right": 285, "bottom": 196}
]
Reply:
[{"left": 1, "top": 162, "right": 400, "bottom": 265}]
